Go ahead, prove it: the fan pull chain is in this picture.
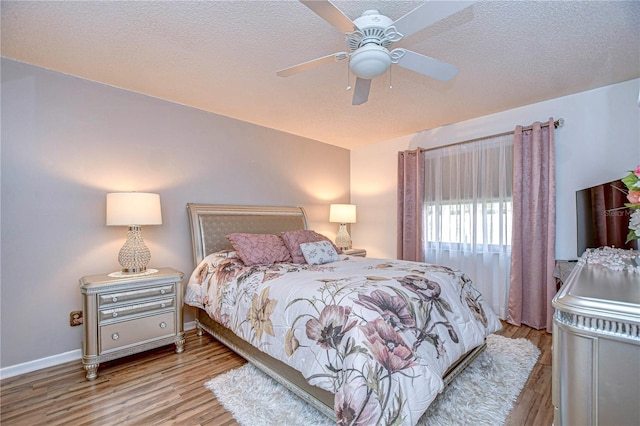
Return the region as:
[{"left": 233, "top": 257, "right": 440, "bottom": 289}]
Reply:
[
  {"left": 346, "top": 63, "right": 352, "bottom": 91},
  {"left": 389, "top": 66, "right": 393, "bottom": 90}
]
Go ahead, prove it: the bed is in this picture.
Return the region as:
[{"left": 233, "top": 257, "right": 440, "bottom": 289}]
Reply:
[{"left": 185, "top": 203, "right": 501, "bottom": 425}]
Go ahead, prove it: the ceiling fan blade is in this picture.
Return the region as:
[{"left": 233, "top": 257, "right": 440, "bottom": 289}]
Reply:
[
  {"left": 352, "top": 77, "right": 371, "bottom": 105},
  {"left": 391, "top": 1, "right": 475, "bottom": 39},
  {"left": 299, "top": 0, "right": 358, "bottom": 33},
  {"left": 277, "top": 52, "right": 348, "bottom": 77},
  {"left": 393, "top": 49, "right": 458, "bottom": 81}
]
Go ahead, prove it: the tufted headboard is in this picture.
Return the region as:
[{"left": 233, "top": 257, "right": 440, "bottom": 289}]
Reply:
[{"left": 186, "top": 203, "right": 308, "bottom": 266}]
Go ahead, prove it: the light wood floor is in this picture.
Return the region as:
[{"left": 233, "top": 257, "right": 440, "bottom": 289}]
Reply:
[{"left": 1, "top": 321, "right": 553, "bottom": 425}]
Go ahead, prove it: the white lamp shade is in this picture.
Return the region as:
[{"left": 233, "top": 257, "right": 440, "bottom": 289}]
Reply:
[
  {"left": 106, "top": 192, "right": 162, "bottom": 226},
  {"left": 330, "top": 204, "right": 356, "bottom": 224}
]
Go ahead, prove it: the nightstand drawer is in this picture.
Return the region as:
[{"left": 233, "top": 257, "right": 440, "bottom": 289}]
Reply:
[
  {"left": 100, "top": 311, "right": 175, "bottom": 352},
  {"left": 99, "top": 297, "right": 175, "bottom": 323},
  {"left": 98, "top": 284, "right": 175, "bottom": 307}
]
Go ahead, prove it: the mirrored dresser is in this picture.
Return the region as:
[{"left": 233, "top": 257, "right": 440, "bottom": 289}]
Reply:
[{"left": 552, "top": 253, "right": 640, "bottom": 425}]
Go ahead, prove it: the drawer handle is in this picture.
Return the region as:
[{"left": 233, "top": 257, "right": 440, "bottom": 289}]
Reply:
[
  {"left": 112, "top": 312, "right": 118, "bottom": 318},
  {"left": 160, "top": 289, "right": 166, "bottom": 294},
  {"left": 161, "top": 303, "right": 166, "bottom": 308},
  {"left": 159, "top": 321, "right": 167, "bottom": 329},
  {"left": 112, "top": 333, "right": 119, "bottom": 341},
  {"left": 112, "top": 296, "right": 118, "bottom": 302}
]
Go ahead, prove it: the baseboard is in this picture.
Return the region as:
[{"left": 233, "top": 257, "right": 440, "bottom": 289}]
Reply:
[
  {"left": 0, "top": 349, "right": 82, "bottom": 380},
  {"left": 0, "top": 321, "right": 197, "bottom": 380}
]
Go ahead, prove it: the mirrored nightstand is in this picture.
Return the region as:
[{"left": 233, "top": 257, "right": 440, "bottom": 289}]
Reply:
[{"left": 79, "top": 267, "right": 184, "bottom": 380}]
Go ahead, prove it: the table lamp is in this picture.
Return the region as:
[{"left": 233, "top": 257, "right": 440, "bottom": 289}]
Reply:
[
  {"left": 106, "top": 192, "right": 162, "bottom": 273},
  {"left": 330, "top": 204, "right": 356, "bottom": 250}
]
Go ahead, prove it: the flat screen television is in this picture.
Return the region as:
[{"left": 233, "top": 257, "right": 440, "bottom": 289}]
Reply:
[{"left": 576, "top": 179, "right": 639, "bottom": 257}]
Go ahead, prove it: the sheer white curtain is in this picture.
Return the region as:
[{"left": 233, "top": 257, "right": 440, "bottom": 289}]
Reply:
[{"left": 423, "top": 134, "right": 513, "bottom": 318}]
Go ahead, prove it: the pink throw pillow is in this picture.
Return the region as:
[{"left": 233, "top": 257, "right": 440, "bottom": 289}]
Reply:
[
  {"left": 226, "top": 233, "right": 292, "bottom": 266},
  {"left": 280, "top": 230, "right": 342, "bottom": 264}
]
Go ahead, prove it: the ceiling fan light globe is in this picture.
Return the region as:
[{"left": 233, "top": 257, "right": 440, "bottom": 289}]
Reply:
[{"left": 349, "top": 45, "right": 391, "bottom": 79}]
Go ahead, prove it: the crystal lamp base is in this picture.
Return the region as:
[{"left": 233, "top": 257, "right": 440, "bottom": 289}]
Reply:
[{"left": 118, "top": 225, "right": 151, "bottom": 273}]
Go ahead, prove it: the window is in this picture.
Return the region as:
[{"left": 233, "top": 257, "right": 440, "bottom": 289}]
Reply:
[
  {"left": 422, "top": 133, "right": 513, "bottom": 317},
  {"left": 425, "top": 200, "right": 512, "bottom": 248}
]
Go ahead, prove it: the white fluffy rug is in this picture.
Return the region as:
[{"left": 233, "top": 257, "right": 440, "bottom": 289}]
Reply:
[{"left": 205, "top": 334, "right": 540, "bottom": 426}]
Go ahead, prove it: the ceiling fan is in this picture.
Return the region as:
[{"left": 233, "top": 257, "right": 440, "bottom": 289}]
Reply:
[{"left": 277, "top": 0, "right": 474, "bottom": 105}]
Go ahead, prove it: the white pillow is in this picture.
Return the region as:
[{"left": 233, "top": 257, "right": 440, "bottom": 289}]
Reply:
[{"left": 299, "top": 240, "right": 339, "bottom": 265}]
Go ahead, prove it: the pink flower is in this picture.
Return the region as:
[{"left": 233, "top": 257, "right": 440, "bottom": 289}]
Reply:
[
  {"left": 214, "top": 258, "right": 244, "bottom": 284},
  {"left": 355, "top": 290, "right": 415, "bottom": 329},
  {"left": 397, "top": 274, "right": 441, "bottom": 301},
  {"left": 634, "top": 165, "right": 640, "bottom": 177},
  {"left": 361, "top": 318, "right": 416, "bottom": 373},
  {"left": 306, "top": 305, "right": 358, "bottom": 350},
  {"left": 628, "top": 190, "right": 640, "bottom": 204},
  {"left": 335, "top": 384, "right": 380, "bottom": 426}
]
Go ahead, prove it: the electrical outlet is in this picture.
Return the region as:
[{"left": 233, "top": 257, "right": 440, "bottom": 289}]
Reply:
[{"left": 70, "top": 310, "right": 83, "bottom": 326}]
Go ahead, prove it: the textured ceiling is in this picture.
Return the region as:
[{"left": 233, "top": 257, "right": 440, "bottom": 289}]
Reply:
[{"left": 1, "top": 1, "right": 639, "bottom": 149}]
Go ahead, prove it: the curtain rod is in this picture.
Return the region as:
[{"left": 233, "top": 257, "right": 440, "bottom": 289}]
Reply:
[{"left": 417, "top": 118, "right": 564, "bottom": 153}]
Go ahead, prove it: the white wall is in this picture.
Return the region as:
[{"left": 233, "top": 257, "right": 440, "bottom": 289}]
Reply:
[
  {"left": 351, "top": 78, "right": 640, "bottom": 261},
  {"left": 0, "top": 58, "right": 350, "bottom": 369}
]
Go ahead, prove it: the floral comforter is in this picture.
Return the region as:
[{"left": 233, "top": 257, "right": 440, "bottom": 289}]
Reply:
[{"left": 185, "top": 254, "right": 501, "bottom": 426}]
